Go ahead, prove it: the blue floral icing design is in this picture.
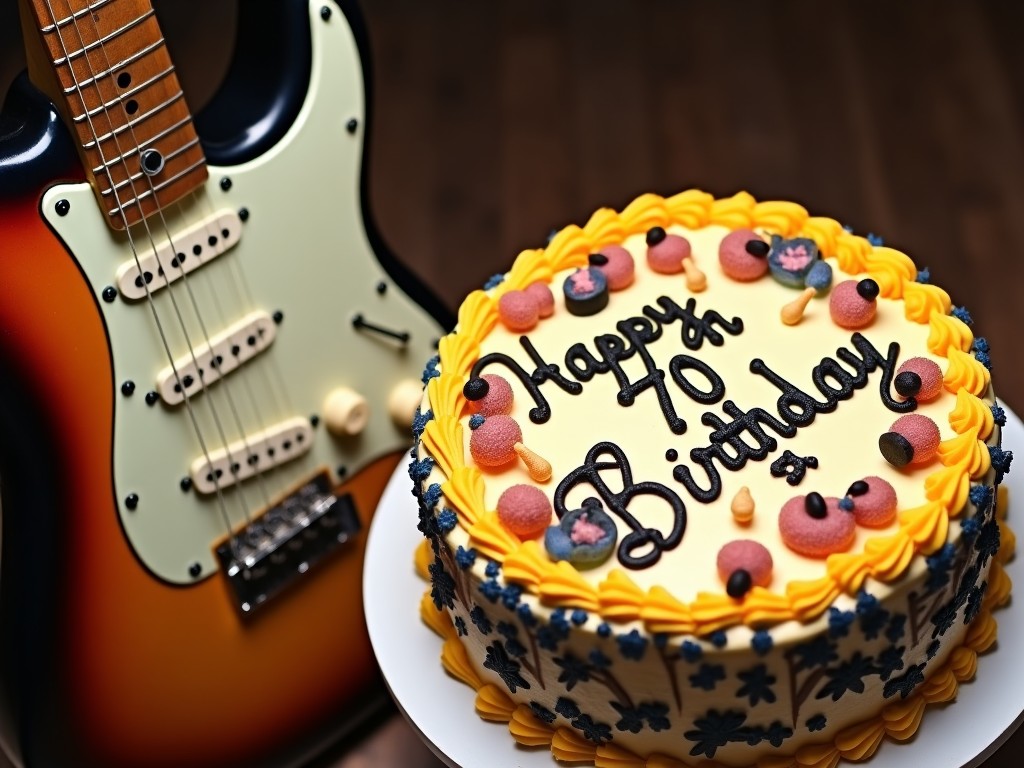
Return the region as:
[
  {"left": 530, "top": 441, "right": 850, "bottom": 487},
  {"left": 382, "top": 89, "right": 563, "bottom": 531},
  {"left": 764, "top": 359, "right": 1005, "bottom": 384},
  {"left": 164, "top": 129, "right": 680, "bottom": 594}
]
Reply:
[
  {"left": 856, "top": 591, "right": 890, "bottom": 640},
  {"left": 806, "top": 714, "right": 827, "bottom": 732},
  {"left": 554, "top": 697, "right": 579, "bottom": 719},
  {"left": 485, "top": 560, "right": 501, "bottom": 578},
  {"left": 436, "top": 508, "right": 457, "bottom": 533},
  {"left": 886, "top": 614, "right": 907, "bottom": 643},
  {"left": 411, "top": 407, "right": 432, "bottom": 439},
  {"left": 790, "top": 636, "right": 838, "bottom": 671},
  {"left": 455, "top": 546, "right": 477, "bottom": 569},
  {"left": 571, "top": 713, "right": 612, "bottom": 744},
  {"left": 974, "top": 351, "right": 992, "bottom": 370},
  {"left": 681, "top": 640, "right": 703, "bottom": 662},
  {"left": 483, "top": 641, "right": 530, "bottom": 693},
  {"left": 926, "top": 640, "right": 941, "bottom": 660},
  {"left": 876, "top": 645, "right": 905, "bottom": 681},
  {"left": 816, "top": 652, "right": 879, "bottom": 701},
  {"left": 710, "top": 630, "right": 728, "bottom": 648},
  {"left": 612, "top": 701, "right": 671, "bottom": 733},
  {"left": 970, "top": 484, "right": 993, "bottom": 513},
  {"left": 421, "top": 483, "right": 442, "bottom": 510},
  {"left": 867, "top": 233, "right": 884, "bottom": 246},
  {"left": 925, "top": 543, "right": 956, "bottom": 592},
  {"left": 828, "top": 607, "right": 856, "bottom": 638},
  {"left": 428, "top": 559, "right": 455, "bottom": 610},
  {"left": 589, "top": 649, "right": 611, "bottom": 669},
  {"left": 989, "top": 446, "right": 1013, "bottom": 483},
  {"left": 992, "top": 404, "right": 1007, "bottom": 427},
  {"left": 915, "top": 267, "right": 931, "bottom": 284},
  {"left": 883, "top": 663, "right": 925, "bottom": 699},
  {"left": 975, "top": 519, "right": 1001, "bottom": 567},
  {"left": 689, "top": 663, "right": 726, "bottom": 691},
  {"left": 597, "top": 622, "right": 611, "bottom": 638},
  {"left": 478, "top": 578, "right": 502, "bottom": 603},
  {"left": 454, "top": 616, "right": 467, "bottom": 637},
  {"left": 483, "top": 273, "right": 505, "bottom": 290},
  {"left": 407, "top": 457, "right": 434, "bottom": 483},
  {"left": 736, "top": 664, "right": 776, "bottom": 705},
  {"left": 501, "top": 584, "right": 522, "bottom": 610},
  {"left": 571, "top": 609, "right": 588, "bottom": 626},
  {"left": 517, "top": 602, "right": 537, "bottom": 628},
  {"left": 554, "top": 653, "right": 592, "bottom": 691},
  {"left": 469, "top": 606, "right": 492, "bottom": 635},
  {"left": 496, "top": 621, "right": 518, "bottom": 639},
  {"left": 951, "top": 306, "right": 973, "bottom": 325},
  {"left": 530, "top": 702, "right": 556, "bottom": 724},
  {"left": 685, "top": 710, "right": 749, "bottom": 759},
  {"left": 468, "top": 414, "right": 485, "bottom": 430},
  {"left": 617, "top": 629, "right": 648, "bottom": 660},
  {"left": 965, "top": 581, "right": 988, "bottom": 624},
  {"left": 751, "top": 630, "right": 773, "bottom": 656},
  {"left": 421, "top": 355, "right": 440, "bottom": 384}
]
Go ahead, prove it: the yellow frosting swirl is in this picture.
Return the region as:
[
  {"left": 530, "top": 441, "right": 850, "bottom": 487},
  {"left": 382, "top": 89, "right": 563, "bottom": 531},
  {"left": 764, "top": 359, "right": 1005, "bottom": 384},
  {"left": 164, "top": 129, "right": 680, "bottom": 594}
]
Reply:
[{"left": 509, "top": 705, "right": 555, "bottom": 747}]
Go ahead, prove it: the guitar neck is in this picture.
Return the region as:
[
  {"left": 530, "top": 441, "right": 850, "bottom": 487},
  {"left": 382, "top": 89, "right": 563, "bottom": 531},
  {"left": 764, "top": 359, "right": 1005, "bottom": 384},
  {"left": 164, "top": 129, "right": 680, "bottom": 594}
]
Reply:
[{"left": 19, "top": 0, "right": 208, "bottom": 229}]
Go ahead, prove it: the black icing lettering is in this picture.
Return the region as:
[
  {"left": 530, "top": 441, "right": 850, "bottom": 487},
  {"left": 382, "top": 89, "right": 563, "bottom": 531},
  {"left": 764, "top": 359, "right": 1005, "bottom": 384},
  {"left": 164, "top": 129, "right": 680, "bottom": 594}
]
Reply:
[
  {"left": 749, "top": 358, "right": 833, "bottom": 423},
  {"left": 642, "top": 296, "right": 743, "bottom": 350},
  {"left": 813, "top": 357, "right": 856, "bottom": 404},
  {"left": 613, "top": 317, "right": 686, "bottom": 434},
  {"left": 565, "top": 342, "right": 608, "bottom": 381},
  {"left": 668, "top": 354, "right": 725, "bottom": 405},
  {"left": 848, "top": 333, "right": 915, "bottom": 414},
  {"left": 555, "top": 442, "right": 686, "bottom": 570},
  {"left": 472, "top": 337, "right": 582, "bottom": 424}
]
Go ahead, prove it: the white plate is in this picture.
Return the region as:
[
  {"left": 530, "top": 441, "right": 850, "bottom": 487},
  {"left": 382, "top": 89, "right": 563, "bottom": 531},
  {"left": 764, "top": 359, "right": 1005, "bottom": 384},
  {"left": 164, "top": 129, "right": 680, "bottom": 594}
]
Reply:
[{"left": 364, "top": 407, "right": 1024, "bottom": 768}]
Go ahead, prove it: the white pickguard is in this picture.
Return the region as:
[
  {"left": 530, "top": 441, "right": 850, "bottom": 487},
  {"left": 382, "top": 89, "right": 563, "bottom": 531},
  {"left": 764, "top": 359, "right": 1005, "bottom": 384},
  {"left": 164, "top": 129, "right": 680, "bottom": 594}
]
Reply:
[{"left": 41, "top": 1, "right": 442, "bottom": 584}]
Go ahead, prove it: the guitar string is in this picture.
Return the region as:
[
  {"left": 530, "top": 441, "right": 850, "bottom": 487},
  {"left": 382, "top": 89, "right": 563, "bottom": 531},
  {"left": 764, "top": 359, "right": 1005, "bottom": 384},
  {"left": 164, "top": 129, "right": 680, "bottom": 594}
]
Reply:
[
  {"left": 70, "top": 2, "right": 287, "bottom": 525},
  {"left": 40, "top": 0, "right": 244, "bottom": 555}
]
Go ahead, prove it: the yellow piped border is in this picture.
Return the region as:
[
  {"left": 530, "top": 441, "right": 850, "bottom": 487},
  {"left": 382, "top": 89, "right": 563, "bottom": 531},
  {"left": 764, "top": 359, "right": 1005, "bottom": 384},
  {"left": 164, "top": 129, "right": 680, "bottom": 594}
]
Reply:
[
  {"left": 424, "top": 189, "right": 996, "bottom": 634},
  {"left": 416, "top": 497, "right": 1014, "bottom": 768}
]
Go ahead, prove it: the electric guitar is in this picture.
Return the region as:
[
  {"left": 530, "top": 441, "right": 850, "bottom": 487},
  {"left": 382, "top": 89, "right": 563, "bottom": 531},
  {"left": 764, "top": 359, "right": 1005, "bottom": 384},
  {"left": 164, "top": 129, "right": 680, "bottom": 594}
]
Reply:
[{"left": 0, "top": 1, "right": 451, "bottom": 765}]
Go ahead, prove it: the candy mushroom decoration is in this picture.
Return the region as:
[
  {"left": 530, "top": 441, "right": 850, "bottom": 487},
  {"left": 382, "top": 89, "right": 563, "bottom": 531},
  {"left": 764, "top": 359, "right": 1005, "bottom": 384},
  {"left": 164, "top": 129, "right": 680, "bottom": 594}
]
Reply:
[
  {"left": 840, "top": 477, "right": 898, "bottom": 528},
  {"left": 544, "top": 499, "right": 618, "bottom": 568},
  {"left": 718, "top": 230, "right": 770, "bottom": 282},
  {"left": 894, "top": 357, "right": 944, "bottom": 403},
  {"left": 497, "top": 484, "right": 553, "bottom": 539},
  {"left": 717, "top": 540, "right": 773, "bottom": 598},
  {"left": 646, "top": 226, "right": 706, "bottom": 292},
  {"left": 879, "top": 413, "right": 941, "bottom": 468},
  {"left": 830, "top": 278, "right": 880, "bottom": 329},
  {"left": 778, "top": 491, "right": 856, "bottom": 558},
  {"left": 464, "top": 376, "right": 553, "bottom": 482},
  {"left": 497, "top": 281, "right": 556, "bottom": 331},
  {"left": 591, "top": 248, "right": 635, "bottom": 291}
]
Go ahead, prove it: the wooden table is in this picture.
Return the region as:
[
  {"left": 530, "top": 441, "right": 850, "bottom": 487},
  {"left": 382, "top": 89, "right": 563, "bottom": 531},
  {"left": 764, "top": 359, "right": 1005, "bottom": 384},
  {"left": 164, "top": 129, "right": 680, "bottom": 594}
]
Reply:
[{"left": 0, "top": 1, "right": 1021, "bottom": 766}]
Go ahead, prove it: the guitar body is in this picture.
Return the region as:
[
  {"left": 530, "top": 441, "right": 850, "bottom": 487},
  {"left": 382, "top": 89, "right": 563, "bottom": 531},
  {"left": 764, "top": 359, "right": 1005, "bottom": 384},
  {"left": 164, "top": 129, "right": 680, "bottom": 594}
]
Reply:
[{"left": 0, "top": 2, "right": 448, "bottom": 766}]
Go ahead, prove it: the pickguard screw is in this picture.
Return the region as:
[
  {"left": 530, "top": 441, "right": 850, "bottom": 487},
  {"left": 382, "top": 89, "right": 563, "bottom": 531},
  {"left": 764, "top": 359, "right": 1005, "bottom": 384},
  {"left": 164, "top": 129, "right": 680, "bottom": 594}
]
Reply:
[
  {"left": 320, "top": 5, "right": 332, "bottom": 20},
  {"left": 188, "top": 562, "right": 202, "bottom": 578},
  {"left": 346, "top": 118, "right": 358, "bottom": 134},
  {"left": 55, "top": 199, "right": 70, "bottom": 216},
  {"left": 220, "top": 177, "right": 232, "bottom": 191}
]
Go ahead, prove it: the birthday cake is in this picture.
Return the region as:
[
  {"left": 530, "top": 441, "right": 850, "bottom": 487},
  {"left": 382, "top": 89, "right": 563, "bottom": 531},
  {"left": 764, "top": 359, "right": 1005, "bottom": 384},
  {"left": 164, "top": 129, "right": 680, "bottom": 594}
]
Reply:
[{"left": 411, "top": 190, "right": 1013, "bottom": 767}]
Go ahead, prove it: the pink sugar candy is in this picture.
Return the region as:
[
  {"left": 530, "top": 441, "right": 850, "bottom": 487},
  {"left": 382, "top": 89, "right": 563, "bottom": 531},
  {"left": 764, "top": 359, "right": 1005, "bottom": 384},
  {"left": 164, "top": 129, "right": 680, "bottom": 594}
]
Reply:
[
  {"left": 524, "top": 282, "right": 555, "bottom": 318},
  {"left": 469, "top": 415, "right": 522, "bottom": 467},
  {"left": 849, "top": 476, "right": 898, "bottom": 528},
  {"left": 778, "top": 494, "right": 856, "bottom": 558},
  {"left": 829, "top": 280, "right": 876, "bottom": 329},
  {"left": 890, "top": 413, "right": 941, "bottom": 466},
  {"left": 571, "top": 513, "right": 606, "bottom": 545},
  {"left": 473, "top": 374, "right": 514, "bottom": 417},
  {"left": 497, "top": 484, "right": 553, "bottom": 539},
  {"left": 647, "top": 234, "right": 691, "bottom": 274},
  {"left": 718, "top": 229, "right": 770, "bottom": 282},
  {"left": 716, "top": 540, "right": 773, "bottom": 588},
  {"left": 896, "top": 357, "right": 943, "bottom": 402},
  {"left": 498, "top": 289, "right": 539, "bottom": 332},
  {"left": 596, "top": 246, "right": 636, "bottom": 291}
]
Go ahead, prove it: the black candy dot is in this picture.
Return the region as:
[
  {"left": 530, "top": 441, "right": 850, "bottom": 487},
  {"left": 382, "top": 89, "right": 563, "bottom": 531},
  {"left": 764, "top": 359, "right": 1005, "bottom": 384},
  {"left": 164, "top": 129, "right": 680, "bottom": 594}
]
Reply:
[
  {"left": 894, "top": 371, "right": 922, "bottom": 398},
  {"left": 847, "top": 480, "right": 870, "bottom": 497},
  {"left": 745, "top": 239, "right": 770, "bottom": 257},
  {"left": 726, "top": 569, "right": 753, "bottom": 598},
  {"left": 463, "top": 377, "right": 489, "bottom": 401},
  {"left": 665, "top": 448, "right": 678, "bottom": 462},
  {"left": 805, "top": 492, "right": 827, "bottom": 519},
  {"left": 879, "top": 432, "right": 915, "bottom": 468},
  {"left": 856, "top": 278, "right": 880, "bottom": 301},
  {"left": 588, "top": 253, "right": 609, "bottom": 266},
  {"left": 646, "top": 226, "right": 667, "bottom": 246}
]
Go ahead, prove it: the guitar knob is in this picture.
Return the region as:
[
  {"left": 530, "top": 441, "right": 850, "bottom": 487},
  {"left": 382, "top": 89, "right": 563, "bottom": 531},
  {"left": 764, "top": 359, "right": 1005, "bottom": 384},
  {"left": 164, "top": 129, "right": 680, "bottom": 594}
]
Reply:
[
  {"left": 388, "top": 379, "right": 426, "bottom": 430},
  {"left": 323, "top": 388, "right": 370, "bottom": 437}
]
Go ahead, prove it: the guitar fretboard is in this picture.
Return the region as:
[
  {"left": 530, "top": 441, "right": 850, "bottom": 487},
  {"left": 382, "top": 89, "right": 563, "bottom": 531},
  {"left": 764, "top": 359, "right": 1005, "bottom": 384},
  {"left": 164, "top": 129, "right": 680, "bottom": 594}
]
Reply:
[{"left": 24, "top": 0, "right": 208, "bottom": 229}]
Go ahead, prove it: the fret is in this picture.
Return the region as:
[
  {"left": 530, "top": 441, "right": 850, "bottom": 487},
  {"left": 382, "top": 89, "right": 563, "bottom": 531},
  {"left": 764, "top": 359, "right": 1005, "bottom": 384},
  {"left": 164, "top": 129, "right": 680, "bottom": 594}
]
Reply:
[
  {"left": 71, "top": 65, "right": 174, "bottom": 123},
  {"left": 52, "top": 9, "right": 156, "bottom": 67},
  {"left": 40, "top": 0, "right": 116, "bottom": 33},
  {"left": 81, "top": 91, "right": 184, "bottom": 149},
  {"left": 107, "top": 156, "right": 207, "bottom": 217},
  {"left": 98, "top": 138, "right": 200, "bottom": 197},
  {"left": 61, "top": 38, "right": 165, "bottom": 94}
]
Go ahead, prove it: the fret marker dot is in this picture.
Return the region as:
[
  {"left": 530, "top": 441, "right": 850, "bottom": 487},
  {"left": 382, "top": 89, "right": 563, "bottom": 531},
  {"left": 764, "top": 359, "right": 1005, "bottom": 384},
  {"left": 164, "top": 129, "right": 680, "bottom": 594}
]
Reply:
[
  {"left": 125, "top": 99, "right": 139, "bottom": 115},
  {"left": 117, "top": 72, "right": 131, "bottom": 88},
  {"left": 140, "top": 148, "right": 164, "bottom": 176}
]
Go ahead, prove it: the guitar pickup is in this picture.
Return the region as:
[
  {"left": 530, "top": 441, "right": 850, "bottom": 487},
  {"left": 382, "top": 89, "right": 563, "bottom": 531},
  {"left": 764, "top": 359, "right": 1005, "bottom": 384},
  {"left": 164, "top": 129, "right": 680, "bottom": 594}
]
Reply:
[
  {"left": 214, "top": 470, "right": 361, "bottom": 615},
  {"left": 115, "top": 208, "right": 241, "bottom": 300},
  {"left": 189, "top": 416, "right": 313, "bottom": 494},
  {"left": 156, "top": 310, "right": 276, "bottom": 405}
]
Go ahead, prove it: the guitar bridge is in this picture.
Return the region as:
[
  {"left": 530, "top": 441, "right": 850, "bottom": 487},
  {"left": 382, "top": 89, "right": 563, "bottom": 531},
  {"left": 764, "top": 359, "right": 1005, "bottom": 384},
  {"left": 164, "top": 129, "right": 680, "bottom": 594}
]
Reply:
[{"left": 214, "top": 470, "right": 360, "bottom": 615}]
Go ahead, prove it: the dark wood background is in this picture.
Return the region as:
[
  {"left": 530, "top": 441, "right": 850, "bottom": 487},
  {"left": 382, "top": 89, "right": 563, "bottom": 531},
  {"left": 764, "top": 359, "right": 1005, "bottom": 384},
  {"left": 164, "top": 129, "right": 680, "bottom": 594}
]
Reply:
[{"left": 1, "top": 1, "right": 1022, "bottom": 766}]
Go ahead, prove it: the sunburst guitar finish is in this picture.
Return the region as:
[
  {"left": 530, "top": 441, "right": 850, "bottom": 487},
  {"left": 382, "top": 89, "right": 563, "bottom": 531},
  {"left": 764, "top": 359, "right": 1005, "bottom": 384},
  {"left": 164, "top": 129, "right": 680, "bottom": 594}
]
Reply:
[{"left": 0, "top": 1, "right": 446, "bottom": 766}]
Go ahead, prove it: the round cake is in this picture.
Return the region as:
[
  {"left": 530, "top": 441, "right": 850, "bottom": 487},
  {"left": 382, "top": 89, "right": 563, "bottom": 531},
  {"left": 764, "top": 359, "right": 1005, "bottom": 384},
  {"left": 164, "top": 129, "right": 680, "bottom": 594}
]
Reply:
[{"left": 410, "top": 190, "right": 1014, "bottom": 767}]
